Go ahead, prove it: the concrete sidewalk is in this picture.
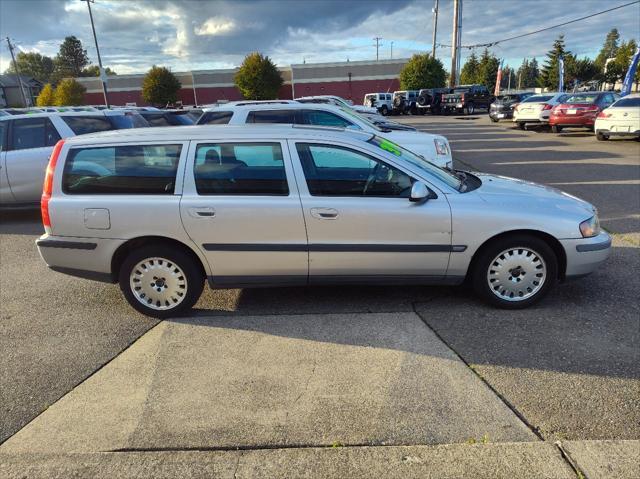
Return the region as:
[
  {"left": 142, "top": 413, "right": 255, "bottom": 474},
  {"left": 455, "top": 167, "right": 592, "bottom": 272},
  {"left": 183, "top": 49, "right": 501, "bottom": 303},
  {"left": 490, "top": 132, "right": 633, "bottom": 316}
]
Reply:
[
  {"left": 1, "top": 441, "right": 638, "bottom": 479},
  {"left": 0, "top": 312, "right": 534, "bottom": 453}
]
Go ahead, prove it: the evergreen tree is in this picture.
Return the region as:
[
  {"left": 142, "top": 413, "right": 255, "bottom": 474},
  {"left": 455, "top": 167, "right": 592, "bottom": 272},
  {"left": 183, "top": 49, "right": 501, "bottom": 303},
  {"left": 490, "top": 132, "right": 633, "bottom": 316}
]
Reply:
[
  {"left": 606, "top": 39, "right": 640, "bottom": 85},
  {"left": 500, "top": 66, "right": 515, "bottom": 90},
  {"left": 460, "top": 52, "right": 480, "bottom": 84},
  {"left": 595, "top": 28, "right": 620, "bottom": 72},
  {"left": 53, "top": 36, "right": 90, "bottom": 81},
  {"left": 539, "top": 35, "right": 570, "bottom": 90},
  {"left": 572, "top": 57, "right": 599, "bottom": 84},
  {"left": 527, "top": 58, "right": 540, "bottom": 87},
  {"left": 477, "top": 48, "right": 500, "bottom": 91}
]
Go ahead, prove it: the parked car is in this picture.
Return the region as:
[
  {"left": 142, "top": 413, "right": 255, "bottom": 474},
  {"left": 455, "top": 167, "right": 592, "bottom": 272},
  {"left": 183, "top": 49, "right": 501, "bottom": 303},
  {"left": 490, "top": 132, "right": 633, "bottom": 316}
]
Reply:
[
  {"left": 197, "top": 102, "right": 452, "bottom": 168},
  {"left": 489, "top": 92, "right": 535, "bottom": 122},
  {"left": 549, "top": 92, "right": 620, "bottom": 133},
  {"left": 139, "top": 109, "right": 195, "bottom": 127},
  {"left": 36, "top": 124, "right": 610, "bottom": 317},
  {"left": 512, "top": 93, "right": 568, "bottom": 129},
  {"left": 391, "top": 90, "right": 419, "bottom": 115},
  {"left": 363, "top": 93, "right": 393, "bottom": 116},
  {"left": 0, "top": 111, "right": 149, "bottom": 205},
  {"left": 441, "top": 85, "right": 493, "bottom": 115},
  {"left": 594, "top": 94, "right": 640, "bottom": 141},
  {"left": 416, "top": 88, "right": 452, "bottom": 115},
  {"left": 296, "top": 95, "right": 378, "bottom": 116}
]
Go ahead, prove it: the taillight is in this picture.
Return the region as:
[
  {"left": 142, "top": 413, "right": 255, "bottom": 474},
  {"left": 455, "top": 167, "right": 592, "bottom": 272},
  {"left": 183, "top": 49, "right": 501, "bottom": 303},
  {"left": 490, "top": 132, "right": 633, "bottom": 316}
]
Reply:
[
  {"left": 542, "top": 104, "right": 553, "bottom": 111},
  {"left": 597, "top": 111, "right": 611, "bottom": 119},
  {"left": 41, "top": 139, "right": 65, "bottom": 229}
]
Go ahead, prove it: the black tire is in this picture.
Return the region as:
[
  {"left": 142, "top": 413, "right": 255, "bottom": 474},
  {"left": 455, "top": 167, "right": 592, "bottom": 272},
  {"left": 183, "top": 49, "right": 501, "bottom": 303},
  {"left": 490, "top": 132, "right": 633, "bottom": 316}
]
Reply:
[
  {"left": 517, "top": 122, "right": 525, "bottom": 130},
  {"left": 490, "top": 116, "right": 499, "bottom": 122},
  {"left": 465, "top": 103, "right": 475, "bottom": 115},
  {"left": 471, "top": 235, "right": 558, "bottom": 309},
  {"left": 380, "top": 105, "right": 389, "bottom": 116},
  {"left": 118, "top": 245, "right": 204, "bottom": 319},
  {"left": 551, "top": 125, "right": 562, "bottom": 133},
  {"left": 596, "top": 131, "right": 608, "bottom": 141}
]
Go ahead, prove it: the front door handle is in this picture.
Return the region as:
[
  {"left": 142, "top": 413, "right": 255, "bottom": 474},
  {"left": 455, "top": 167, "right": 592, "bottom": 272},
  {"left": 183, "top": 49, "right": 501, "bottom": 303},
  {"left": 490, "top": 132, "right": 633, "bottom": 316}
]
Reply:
[
  {"left": 188, "top": 207, "right": 215, "bottom": 218},
  {"left": 310, "top": 207, "right": 339, "bottom": 220}
]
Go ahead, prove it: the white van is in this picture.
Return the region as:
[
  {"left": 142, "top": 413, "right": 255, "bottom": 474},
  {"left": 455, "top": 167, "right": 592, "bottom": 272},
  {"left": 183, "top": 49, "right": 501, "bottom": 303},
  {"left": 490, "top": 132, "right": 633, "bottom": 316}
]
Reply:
[{"left": 363, "top": 93, "right": 393, "bottom": 116}]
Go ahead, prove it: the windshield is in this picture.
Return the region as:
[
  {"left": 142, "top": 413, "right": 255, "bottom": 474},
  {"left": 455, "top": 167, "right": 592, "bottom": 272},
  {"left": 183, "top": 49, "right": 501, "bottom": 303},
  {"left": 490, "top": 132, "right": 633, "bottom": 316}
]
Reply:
[
  {"left": 367, "top": 136, "right": 462, "bottom": 191},
  {"left": 453, "top": 88, "right": 470, "bottom": 93},
  {"left": 522, "top": 95, "right": 553, "bottom": 103},
  {"left": 563, "top": 94, "right": 598, "bottom": 104}
]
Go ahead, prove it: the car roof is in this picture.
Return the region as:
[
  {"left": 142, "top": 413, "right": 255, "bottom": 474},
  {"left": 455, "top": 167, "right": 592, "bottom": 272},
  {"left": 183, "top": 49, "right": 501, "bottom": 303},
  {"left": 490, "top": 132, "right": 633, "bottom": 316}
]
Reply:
[
  {"left": 0, "top": 110, "right": 122, "bottom": 121},
  {"left": 61, "top": 124, "right": 375, "bottom": 145},
  {"left": 202, "top": 102, "right": 355, "bottom": 114}
]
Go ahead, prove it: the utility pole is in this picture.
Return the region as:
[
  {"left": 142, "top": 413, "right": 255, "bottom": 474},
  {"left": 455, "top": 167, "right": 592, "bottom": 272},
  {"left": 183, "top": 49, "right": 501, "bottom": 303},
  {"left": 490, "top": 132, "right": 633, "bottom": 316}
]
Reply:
[
  {"left": 84, "top": 0, "right": 110, "bottom": 107},
  {"left": 373, "top": 37, "right": 383, "bottom": 61},
  {"left": 431, "top": 0, "right": 439, "bottom": 58},
  {"left": 390, "top": 41, "right": 394, "bottom": 59},
  {"left": 5, "top": 37, "right": 29, "bottom": 107},
  {"left": 507, "top": 68, "right": 512, "bottom": 92},
  {"left": 449, "top": 0, "right": 460, "bottom": 87}
]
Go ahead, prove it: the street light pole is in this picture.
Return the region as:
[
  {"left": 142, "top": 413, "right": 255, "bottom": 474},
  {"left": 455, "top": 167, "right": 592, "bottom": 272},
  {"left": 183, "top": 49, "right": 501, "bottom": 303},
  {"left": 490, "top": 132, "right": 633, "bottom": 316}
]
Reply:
[
  {"left": 84, "top": 0, "right": 109, "bottom": 107},
  {"left": 6, "top": 37, "right": 29, "bottom": 106},
  {"left": 450, "top": 0, "right": 460, "bottom": 87},
  {"left": 431, "top": 0, "right": 439, "bottom": 58}
]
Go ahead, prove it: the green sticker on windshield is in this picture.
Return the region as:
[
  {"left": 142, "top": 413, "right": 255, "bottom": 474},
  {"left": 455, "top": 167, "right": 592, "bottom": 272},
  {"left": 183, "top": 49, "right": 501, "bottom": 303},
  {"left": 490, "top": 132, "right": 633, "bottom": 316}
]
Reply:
[{"left": 378, "top": 138, "right": 402, "bottom": 156}]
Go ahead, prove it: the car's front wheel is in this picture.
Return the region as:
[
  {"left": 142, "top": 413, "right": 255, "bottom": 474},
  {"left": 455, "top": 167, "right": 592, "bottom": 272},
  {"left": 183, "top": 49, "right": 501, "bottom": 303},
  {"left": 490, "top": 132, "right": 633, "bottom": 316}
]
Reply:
[
  {"left": 471, "top": 235, "right": 558, "bottom": 309},
  {"left": 551, "top": 125, "right": 563, "bottom": 133},
  {"left": 119, "top": 245, "right": 204, "bottom": 318},
  {"left": 516, "top": 122, "right": 525, "bottom": 130},
  {"left": 380, "top": 105, "right": 389, "bottom": 116}
]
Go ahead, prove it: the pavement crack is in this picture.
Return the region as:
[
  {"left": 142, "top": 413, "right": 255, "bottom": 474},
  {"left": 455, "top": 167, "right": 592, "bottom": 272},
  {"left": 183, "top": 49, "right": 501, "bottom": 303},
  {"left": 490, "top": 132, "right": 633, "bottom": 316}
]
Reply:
[
  {"left": 554, "top": 441, "right": 590, "bottom": 479},
  {"left": 232, "top": 451, "right": 243, "bottom": 479},
  {"left": 293, "top": 361, "right": 317, "bottom": 406}
]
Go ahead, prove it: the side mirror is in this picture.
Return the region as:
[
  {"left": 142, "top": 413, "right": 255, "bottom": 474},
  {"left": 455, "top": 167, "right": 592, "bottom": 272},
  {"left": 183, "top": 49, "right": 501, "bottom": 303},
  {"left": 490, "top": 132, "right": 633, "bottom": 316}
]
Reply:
[{"left": 409, "top": 182, "right": 435, "bottom": 203}]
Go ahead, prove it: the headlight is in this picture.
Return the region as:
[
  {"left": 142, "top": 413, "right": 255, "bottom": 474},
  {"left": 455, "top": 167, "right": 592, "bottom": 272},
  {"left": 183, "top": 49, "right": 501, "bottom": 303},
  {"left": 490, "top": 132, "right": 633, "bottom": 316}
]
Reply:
[
  {"left": 579, "top": 215, "right": 600, "bottom": 238},
  {"left": 434, "top": 138, "right": 450, "bottom": 156}
]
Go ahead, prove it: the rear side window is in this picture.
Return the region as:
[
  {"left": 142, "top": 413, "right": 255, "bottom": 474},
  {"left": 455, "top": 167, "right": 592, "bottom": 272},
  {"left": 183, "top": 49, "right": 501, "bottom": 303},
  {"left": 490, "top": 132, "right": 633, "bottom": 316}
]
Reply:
[
  {"left": 143, "top": 114, "right": 172, "bottom": 127},
  {"left": 247, "top": 110, "right": 295, "bottom": 124},
  {"left": 62, "top": 144, "right": 182, "bottom": 194},
  {"left": 301, "top": 110, "right": 353, "bottom": 128},
  {"left": 198, "top": 111, "right": 233, "bottom": 125},
  {"left": 194, "top": 142, "right": 287, "bottom": 195},
  {"left": 10, "top": 118, "right": 60, "bottom": 150},
  {"left": 62, "top": 116, "right": 114, "bottom": 135},
  {"left": 613, "top": 97, "right": 640, "bottom": 107}
]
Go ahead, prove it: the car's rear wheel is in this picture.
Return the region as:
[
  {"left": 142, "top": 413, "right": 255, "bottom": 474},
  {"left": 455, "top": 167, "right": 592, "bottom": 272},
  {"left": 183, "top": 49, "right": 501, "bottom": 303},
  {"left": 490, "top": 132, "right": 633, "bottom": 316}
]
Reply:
[
  {"left": 471, "top": 235, "right": 558, "bottom": 309},
  {"left": 119, "top": 245, "right": 204, "bottom": 318},
  {"left": 465, "top": 103, "right": 475, "bottom": 115},
  {"left": 490, "top": 116, "right": 499, "bottom": 122},
  {"left": 596, "top": 131, "right": 608, "bottom": 141},
  {"left": 517, "top": 122, "right": 525, "bottom": 130},
  {"left": 551, "top": 125, "right": 562, "bottom": 133},
  {"left": 380, "top": 105, "right": 389, "bottom": 116}
]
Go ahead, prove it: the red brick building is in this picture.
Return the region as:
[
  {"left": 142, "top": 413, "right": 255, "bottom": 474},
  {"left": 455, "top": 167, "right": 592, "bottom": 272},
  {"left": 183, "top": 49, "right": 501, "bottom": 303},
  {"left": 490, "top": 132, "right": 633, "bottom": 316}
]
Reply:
[{"left": 77, "top": 58, "right": 407, "bottom": 106}]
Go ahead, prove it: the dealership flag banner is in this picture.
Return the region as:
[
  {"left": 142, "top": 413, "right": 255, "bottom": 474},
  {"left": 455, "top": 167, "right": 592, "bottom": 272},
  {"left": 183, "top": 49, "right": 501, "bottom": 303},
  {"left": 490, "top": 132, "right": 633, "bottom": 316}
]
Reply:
[
  {"left": 494, "top": 60, "right": 504, "bottom": 96},
  {"left": 621, "top": 47, "right": 640, "bottom": 97},
  {"left": 558, "top": 56, "right": 564, "bottom": 92}
]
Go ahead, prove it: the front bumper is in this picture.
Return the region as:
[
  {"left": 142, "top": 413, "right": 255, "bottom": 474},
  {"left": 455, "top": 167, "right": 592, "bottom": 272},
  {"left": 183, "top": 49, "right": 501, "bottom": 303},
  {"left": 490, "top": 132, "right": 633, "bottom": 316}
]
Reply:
[
  {"left": 490, "top": 110, "right": 513, "bottom": 120},
  {"left": 561, "top": 231, "right": 612, "bottom": 278}
]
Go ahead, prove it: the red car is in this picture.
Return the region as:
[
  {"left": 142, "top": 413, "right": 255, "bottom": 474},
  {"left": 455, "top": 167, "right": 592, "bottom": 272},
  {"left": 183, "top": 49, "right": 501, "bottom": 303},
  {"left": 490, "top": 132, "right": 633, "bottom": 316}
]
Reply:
[{"left": 549, "top": 92, "right": 619, "bottom": 133}]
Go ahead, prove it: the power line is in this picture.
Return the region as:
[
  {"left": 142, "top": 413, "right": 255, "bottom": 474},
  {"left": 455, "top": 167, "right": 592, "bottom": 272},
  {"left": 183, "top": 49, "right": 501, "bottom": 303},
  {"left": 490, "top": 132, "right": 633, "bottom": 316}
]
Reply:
[{"left": 438, "top": 0, "right": 640, "bottom": 50}]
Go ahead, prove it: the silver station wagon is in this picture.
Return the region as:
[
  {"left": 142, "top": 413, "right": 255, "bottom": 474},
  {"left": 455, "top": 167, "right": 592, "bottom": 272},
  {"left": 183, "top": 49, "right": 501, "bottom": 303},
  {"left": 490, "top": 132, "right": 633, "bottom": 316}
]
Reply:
[{"left": 36, "top": 125, "right": 611, "bottom": 318}]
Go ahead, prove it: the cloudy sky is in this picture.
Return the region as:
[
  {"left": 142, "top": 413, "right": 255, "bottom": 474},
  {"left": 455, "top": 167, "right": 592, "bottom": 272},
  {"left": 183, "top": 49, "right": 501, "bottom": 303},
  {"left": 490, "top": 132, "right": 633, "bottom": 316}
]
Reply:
[{"left": 1, "top": 0, "right": 639, "bottom": 75}]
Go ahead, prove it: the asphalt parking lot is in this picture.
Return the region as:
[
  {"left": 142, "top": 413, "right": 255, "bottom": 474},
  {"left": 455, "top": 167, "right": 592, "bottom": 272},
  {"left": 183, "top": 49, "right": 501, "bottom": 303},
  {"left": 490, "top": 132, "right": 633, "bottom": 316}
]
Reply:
[{"left": 1, "top": 114, "right": 638, "bottom": 477}]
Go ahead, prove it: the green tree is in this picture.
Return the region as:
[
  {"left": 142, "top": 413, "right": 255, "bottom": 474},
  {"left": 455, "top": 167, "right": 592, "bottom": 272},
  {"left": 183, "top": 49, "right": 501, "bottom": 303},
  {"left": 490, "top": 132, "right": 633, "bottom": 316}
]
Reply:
[
  {"left": 53, "top": 78, "right": 86, "bottom": 106},
  {"left": 53, "top": 36, "right": 89, "bottom": 81},
  {"left": 606, "top": 39, "right": 640, "bottom": 85},
  {"left": 572, "top": 57, "right": 599, "bottom": 84},
  {"left": 5, "top": 52, "right": 54, "bottom": 83},
  {"left": 500, "top": 65, "right": 515, "bottom": 90},
  {"left": 234, "top": 52, "right": 283, "bottom": 100},
  {"left": 460, "top": 52, "right": 480, "bottom": 84},
  {"left": 398, "top": 53, "right": 447, "bottom": 90},
  {"left": 36, "top": 83, "right": 55, "bottom": 106},
  {"left": 516, "top": 58, "right": 540, "bottom": 88},
  {"left": 141, "top": 66, "right": 181, "bottom": 106},
  {"left": 539, "top": 35, "right": 570, "bottom": 90},
  {"left": 595, "top": 28, "right": 620, "bottom": 72},
  {"left": 477, "top": 49, "right": 500, "bottom": 91},
  {"left": 80, "top": 65, "right": 117, "bottom": 77}
]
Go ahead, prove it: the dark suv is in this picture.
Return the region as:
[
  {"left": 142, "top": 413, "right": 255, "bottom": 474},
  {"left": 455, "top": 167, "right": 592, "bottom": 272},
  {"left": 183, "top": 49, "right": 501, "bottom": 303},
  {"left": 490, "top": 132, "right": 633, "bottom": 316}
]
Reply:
[
  {"left": 442, "top": 85, "right": 493, "bottom": 115},
  {"left": 489, "top": 92, "right": 535, "bottom": 122}
]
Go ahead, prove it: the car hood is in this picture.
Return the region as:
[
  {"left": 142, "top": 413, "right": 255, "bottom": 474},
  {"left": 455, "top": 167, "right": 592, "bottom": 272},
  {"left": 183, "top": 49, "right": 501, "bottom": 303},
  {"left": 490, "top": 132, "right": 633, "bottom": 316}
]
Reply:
[
  {"left": 474, "top": 172, "right": 595, "bottom": 217},
  {"left": 383, "top": 130, "right": 443, "bottom": 142}
]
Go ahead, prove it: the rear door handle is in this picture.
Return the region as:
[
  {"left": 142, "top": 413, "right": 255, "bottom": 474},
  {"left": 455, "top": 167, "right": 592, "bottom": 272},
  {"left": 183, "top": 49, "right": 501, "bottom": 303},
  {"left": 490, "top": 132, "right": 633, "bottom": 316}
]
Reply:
[
  {"left": 188, "top": 207, "right": 215, "bottom": 218},
  {"left": 310, "top": 207, "right": 339, "bottom": 220}
]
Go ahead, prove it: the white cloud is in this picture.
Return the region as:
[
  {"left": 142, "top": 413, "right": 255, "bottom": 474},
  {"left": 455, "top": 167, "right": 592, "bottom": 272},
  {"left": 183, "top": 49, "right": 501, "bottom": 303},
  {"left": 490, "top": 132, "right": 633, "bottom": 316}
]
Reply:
[{"left": 195, "top": 18, "right": 236, "bottom": 36}]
